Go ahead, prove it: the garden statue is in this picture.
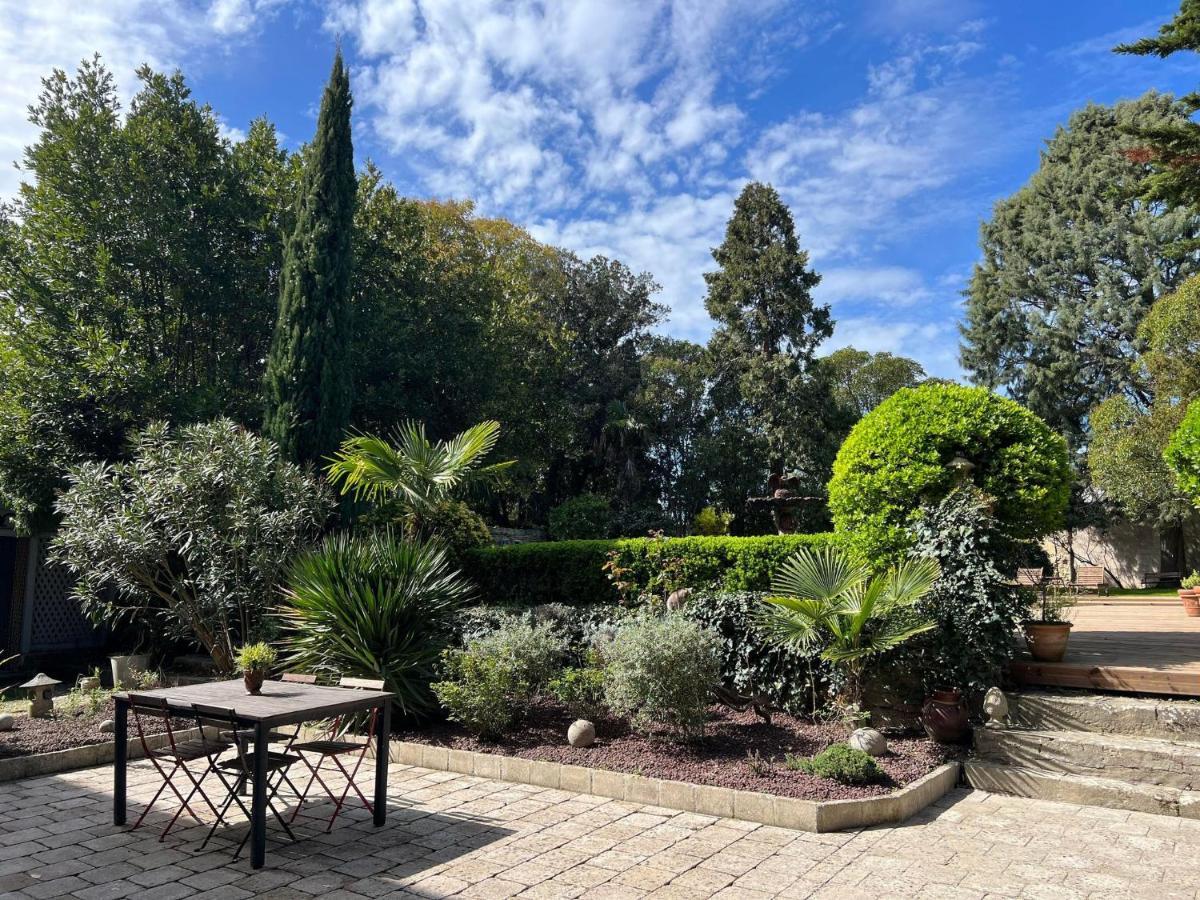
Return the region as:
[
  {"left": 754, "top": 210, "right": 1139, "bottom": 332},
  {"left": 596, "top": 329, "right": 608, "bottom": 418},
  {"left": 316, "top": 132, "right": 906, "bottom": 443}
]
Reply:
[
  {"left": 567, "top": 719, "right": 596, "bottom": 748},
  {"left": 745, "top": 473, "right": 822, "bottom": 534},
  {"left": 666, "top": 588, "right": 691, "bottom": 610},
  {"left": 983, "top": 687, "right": 1009, "bottom": 728},
  {"left": 19, "top": 673, "right": 61, "bottom": 718},
  {"left": 848, "top": 727, "right": 888, "bottom": 757}
]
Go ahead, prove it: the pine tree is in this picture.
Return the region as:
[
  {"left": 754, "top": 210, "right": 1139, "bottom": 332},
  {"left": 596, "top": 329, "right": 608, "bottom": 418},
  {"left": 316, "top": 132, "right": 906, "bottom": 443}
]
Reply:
[
  {"left": 703, "top": 182, "right": 834, "bottom": 485},
  {"left": 263, "top": 50, "right": 355, "bottom": 464}
]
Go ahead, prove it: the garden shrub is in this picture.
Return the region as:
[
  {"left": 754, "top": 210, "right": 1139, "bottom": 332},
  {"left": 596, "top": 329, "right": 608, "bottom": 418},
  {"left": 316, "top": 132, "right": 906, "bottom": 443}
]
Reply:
[
  {"left": 431, "top": 620, "right": 570, "bottom": 737},
  {"left": 692, "top": 506, "right": 732, "bottom": 536},
  {"left": 1166, "top": 400, "right": 1200, "bottom": 504},
  {"left": 548, "top": 664, "right": 607, "bottom": 718},
  {"left": 549, "top": 493, "right": 611, "bottom": 540},
  {"left": 421, "top": 499, "right": 492, "bottom": 555},
  {"left": 453, "top": 602, "right": 637, "bottom": 654},
  {"left": 603, "top": 614, "right": 721, "bottom": 739},
  {"left": 280, "top": 530, "right": 474, "bottom": 719},
  {"left": 828, "top": 383, "right": 1070, "bottom": 562},
  {"left": 792, "top": 744, "right": 882, "bottom": 784},
  {"left": 902, "top": 487, "right": 1033, "bottom": 702},
  {"left": 684, "top": 590, "right": 824, "bottom": 714},
  {"left": 462, "top": 533, "right": 839, "bottom": 607}
]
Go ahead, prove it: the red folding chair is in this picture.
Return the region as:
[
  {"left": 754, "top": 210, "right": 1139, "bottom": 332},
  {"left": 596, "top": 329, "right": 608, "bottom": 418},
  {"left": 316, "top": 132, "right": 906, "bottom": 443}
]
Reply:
[
  {"left": 193, "top": 703, "right": 301, "bottom": 860},
  {"left": 289, "top": 676, "right": 384, "bottom": 832},
  {"left": 127, "top": 694, "right": 230, "bottom": 841}
]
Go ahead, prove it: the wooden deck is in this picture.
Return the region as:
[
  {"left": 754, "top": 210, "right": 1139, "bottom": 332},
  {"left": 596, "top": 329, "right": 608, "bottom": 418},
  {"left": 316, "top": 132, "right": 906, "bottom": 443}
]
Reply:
[{"left": 1010, "top": 599, "right": 1200, "bottom": 696}]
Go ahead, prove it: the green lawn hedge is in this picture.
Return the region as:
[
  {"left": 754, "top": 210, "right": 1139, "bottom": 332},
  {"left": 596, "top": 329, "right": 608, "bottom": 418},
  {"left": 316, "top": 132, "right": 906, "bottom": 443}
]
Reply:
[{"left": 462, "top": 533, "right": 839, "bottom": 606}]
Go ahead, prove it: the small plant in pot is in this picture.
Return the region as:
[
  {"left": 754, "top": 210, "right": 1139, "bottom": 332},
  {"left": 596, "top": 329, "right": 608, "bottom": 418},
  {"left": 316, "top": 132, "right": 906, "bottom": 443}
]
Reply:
[
  {"left": 1022, "top": 584, "right": 1076, "bottom": 663},
  {"left": 237, "top": 643, "right": 277, "bottom": 695},
  {"left": 1179, "top": 571, "right": 1200, "bottom": 617}
]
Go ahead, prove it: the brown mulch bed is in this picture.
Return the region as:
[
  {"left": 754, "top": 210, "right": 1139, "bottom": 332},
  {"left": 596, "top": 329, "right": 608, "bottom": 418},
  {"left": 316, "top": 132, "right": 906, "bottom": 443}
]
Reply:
[
  {"left": 0, "top": 698, "right": 191, "bottom": 759},
  {"left": 396, "top": 701, "right": 951, "bottom": 801}
]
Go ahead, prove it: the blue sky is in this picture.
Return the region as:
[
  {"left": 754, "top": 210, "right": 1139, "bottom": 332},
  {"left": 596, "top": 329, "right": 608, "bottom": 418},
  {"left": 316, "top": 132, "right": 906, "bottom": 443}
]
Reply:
[{"left": 2, "top": 1, "right": 1197, "bottom": 378}]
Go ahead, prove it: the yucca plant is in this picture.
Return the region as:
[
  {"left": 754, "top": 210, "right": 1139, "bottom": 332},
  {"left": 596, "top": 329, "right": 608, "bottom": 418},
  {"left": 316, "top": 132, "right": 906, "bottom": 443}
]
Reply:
[
  {"left": 759, "top": 546, "right": 940, "bottom": 707},
  {"left": 278, "top": 530, "right": 475, "bottom": 718},
  {"left": 325, "top": 420, "right": 513, "bottom": 538}
]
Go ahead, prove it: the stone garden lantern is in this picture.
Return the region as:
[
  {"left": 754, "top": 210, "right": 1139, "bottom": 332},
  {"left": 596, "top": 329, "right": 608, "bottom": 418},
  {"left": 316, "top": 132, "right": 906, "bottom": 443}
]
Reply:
[{"left": 19, "top": 673, "right": 61, "bottom": 718}]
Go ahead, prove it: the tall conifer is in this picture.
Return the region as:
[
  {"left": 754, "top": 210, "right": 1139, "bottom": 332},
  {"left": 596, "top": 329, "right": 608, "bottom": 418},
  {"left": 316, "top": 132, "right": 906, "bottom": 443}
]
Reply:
[{"left": 263, "top": 50, "right": 355, "bottom": 464}]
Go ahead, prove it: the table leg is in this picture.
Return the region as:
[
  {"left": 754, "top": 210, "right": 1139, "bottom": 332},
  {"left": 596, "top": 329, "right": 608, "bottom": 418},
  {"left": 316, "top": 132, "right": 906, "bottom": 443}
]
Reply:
[
  {"left": 113, "top": 697, "right": 128, "bottom": 826},
  {"left": 251, "top": 723, "right": 268, "bottom": 869},
  {"left": 374, "top": 702, "right": 390, "bottom": 827}
]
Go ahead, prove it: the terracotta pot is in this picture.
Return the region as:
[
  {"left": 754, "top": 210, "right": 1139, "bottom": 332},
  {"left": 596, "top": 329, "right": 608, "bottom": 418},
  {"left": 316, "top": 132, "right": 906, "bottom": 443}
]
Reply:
[
  {"left": 243, "top": 669, "right": 266, "bottom": 695},
  {"left": 921, "top": 688, "right": 969, "bottom": 744},
  {"left": 1022, "top": 621, "right": 1073, "bottom": 662},
  {"left": 1180, "top": 588, "right": 1200, "bottom": 617}
]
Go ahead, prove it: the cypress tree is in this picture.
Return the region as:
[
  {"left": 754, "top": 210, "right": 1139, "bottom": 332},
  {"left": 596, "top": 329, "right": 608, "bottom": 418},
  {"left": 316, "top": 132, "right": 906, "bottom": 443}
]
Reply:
[{"left": 263, "top": 50, "right": 355, "bottom": 464}]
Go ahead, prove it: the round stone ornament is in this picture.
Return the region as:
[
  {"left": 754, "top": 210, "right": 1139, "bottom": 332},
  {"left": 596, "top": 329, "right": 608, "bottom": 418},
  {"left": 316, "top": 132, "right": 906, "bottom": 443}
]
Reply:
[
  {"left": 567, "top": 719, "right": 596, "bottom": 748},
  {"left": 0, "top": 713, "right": 13, "bottom": 732},
  {"left": 848, "top": 727, "right": 887, "bottom": 757}
]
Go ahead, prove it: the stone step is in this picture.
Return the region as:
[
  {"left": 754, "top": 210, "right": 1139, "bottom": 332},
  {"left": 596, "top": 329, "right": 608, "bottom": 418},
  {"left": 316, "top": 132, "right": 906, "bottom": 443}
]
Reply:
[
  {"left": 1007, "top": 690, "right": 1200, "bottom": 739},
  {"left": 963, "top": 760, "right": 1200, "bottom": 819},
  {"left": 974, "top": 727, "right": 1200, "bottom": 790}
]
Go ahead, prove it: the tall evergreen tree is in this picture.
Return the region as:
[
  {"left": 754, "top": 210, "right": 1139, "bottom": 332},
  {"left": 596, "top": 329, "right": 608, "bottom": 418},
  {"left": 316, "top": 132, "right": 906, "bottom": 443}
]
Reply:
[
  {"left": 263, "top": 50, "right": 356, "bottom": 464},
  {"left": 703, "top": 182, "right": 834, "bottom": 486}
]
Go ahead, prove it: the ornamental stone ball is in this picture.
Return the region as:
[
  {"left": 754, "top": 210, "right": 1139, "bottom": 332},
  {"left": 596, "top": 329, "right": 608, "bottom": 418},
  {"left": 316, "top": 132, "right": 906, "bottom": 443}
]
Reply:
[
  {"left": 0, "top": 713, "right": 13, "bottom": 732},
  {"left": 567, "top": 719, "right": 596, "bottom": 748},
  {"left": 983, "top": 687, "right": 1009, "bottom": 728},
  {"left": 99, "top": 719, "right": 116, "bottom": 734},
  {"left": 848, "top": 727, "right": 888, "bottom": 757}
]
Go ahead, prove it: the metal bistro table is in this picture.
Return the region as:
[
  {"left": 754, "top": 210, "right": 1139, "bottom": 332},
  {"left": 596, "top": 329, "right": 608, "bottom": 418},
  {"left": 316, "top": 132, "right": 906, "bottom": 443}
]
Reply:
[{"left": 112, "top": 679, "right": 394, "bottom": 869}]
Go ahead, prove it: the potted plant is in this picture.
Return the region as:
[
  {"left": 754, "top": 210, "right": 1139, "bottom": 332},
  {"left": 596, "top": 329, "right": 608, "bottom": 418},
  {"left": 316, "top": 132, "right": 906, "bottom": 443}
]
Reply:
[
  {"left": 237, "top": 643, "right": 277, "bottom": 695},
  {"left": 1022, "top": 584, "right": 1077, "bottom": 663},
  {"left": 1180, "top": 571, "right": 1200, "bottom": 617}
]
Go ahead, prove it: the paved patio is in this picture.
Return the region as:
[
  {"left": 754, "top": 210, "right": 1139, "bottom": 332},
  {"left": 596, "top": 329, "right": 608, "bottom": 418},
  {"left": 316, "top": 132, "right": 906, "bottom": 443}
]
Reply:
[{"left": 1, "top": 761, "right": 1199, "bottom": 899}]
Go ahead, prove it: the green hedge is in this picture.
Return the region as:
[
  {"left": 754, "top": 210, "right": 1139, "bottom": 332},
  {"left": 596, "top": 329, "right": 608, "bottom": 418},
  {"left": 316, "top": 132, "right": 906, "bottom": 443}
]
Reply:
[{"left": 462, "top": 534, "right": 839, "bottom": 606}]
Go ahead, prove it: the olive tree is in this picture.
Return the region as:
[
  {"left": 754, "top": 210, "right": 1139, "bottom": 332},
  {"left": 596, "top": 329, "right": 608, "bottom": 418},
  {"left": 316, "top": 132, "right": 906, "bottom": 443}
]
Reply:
[{"left": 52, "top": 419, "right": 332, "bottom": 673}]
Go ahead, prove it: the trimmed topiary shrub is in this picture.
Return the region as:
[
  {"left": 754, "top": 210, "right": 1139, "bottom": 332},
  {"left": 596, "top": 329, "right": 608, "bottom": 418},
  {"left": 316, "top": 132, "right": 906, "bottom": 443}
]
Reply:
[
  {"left": 1166, "top": 399, "right": 1200, "bottom": 505},
  {"left": 462, "top": 533, "right": 840, "bottom": 606},
  {"left": 790, "top": 744, "right": 882, "bottom": 784},
  {"left": 828, "top": 383, "right": 1070, "bottom": 562},
  {"left": 549, "top": 493, "right": 611, "bottom": 540}
]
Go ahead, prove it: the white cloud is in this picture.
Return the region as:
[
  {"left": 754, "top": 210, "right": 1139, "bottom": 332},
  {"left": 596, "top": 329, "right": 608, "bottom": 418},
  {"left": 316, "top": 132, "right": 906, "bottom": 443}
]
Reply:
[
  {"left": 816, "top": 266, "right": 931, "bottom": 306},
  {"left": 822, "top": 316, "right": 962, "bottom": 379}
]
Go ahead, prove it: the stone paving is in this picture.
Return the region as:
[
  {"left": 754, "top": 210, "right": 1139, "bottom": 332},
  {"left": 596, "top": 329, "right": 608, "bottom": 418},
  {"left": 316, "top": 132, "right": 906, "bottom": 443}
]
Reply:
[{"left": 1, "top": 761, "right": 1199, "bottom": 899}]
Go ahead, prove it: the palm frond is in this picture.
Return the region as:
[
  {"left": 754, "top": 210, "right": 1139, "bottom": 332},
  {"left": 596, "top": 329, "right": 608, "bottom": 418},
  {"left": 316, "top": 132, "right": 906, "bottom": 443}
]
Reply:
[{"left": 770, "top": 545, "right": 869, "bottom": 603}]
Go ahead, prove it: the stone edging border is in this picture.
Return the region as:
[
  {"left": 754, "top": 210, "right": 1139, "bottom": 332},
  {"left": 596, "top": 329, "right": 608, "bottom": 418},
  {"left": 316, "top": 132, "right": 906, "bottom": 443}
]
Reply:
[
  {"left": 389, "top": 740, "right": 961, "bottom": 833},
  {"left": 0, "top": 727, "right": 201, "bottom": 784}
]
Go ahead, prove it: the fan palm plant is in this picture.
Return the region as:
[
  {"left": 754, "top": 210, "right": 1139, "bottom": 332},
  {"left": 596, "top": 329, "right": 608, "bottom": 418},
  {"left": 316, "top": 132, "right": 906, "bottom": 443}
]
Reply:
[
  {"left": 278, "top": 530, "right": 475, "bottom": 718},
  {"left": 325, "top": 420, "right": 514, "bottom": 537},
  {"left": 759, "top": 546, "right": 940, "bottom": 707}
]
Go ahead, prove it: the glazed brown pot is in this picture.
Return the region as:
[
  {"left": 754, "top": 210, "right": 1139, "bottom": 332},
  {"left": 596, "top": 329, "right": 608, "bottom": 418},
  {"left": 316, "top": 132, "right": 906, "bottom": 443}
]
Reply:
[
  {"left": 921, "top": 688, "right": 969, "bottom": 743},
  {"left": 1180, "top": 588, "right": 1200, "bottom": 617},
  {"left": 243, "top": 669, "right": 266, "bottom": 695},
  {"left": 1023, "top": 621, "right": 1073, "bottom": 662}
]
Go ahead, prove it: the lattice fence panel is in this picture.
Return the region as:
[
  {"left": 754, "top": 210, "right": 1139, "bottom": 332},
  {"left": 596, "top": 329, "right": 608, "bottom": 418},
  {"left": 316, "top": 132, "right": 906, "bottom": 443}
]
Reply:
[{"left": 29, "top": 546, "right": 103, "bottom": 652}]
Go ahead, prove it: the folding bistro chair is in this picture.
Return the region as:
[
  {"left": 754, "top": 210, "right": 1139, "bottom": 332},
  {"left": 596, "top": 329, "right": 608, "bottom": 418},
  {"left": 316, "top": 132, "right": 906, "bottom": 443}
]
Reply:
[
  {"left": 193, "top": 703, "right": 301, "bottom": 859},
  {"left": 222, "top": 672, "right": 317, "bottom": 752},
  {"left": 289, "top": 676, "right": 385, "bottom": 832},
  {"left": 126, "top": 694, "right": 229, "bottom": 841}
]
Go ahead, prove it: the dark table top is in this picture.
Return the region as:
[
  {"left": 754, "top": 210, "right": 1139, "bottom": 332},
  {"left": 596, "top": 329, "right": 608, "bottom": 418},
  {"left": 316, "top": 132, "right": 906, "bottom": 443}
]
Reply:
[{"left": 115, "top": 679, "right": 394, "bottom": 727}]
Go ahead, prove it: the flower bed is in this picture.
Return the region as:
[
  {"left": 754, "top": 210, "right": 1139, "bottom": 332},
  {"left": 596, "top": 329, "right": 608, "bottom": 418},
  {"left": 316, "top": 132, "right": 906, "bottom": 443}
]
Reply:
[
  {"left": 397, "top": 700, "right": 949, "bottom": 801},
  {"left": 0, "top": 698, "right": 187, "bottom": 759}
]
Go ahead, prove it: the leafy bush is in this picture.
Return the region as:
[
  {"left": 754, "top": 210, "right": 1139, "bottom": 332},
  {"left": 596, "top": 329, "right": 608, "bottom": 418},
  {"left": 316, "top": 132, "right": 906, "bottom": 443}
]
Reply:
[
  {"left": 549, "top": 493, "right": 611, "bottom": 540},
  {"left": 279, "top": 530, "right": 474, "bottom": 718},
  {"left": 548, "top": 665, "right": 607, "bottom": 718},
  {"left": 684, "top": 590, "right": 823, "bottom": 714},
  {"left": 420, "top": 500, "right": 492, "bottom": 555},
  {"left": 237, "top": 643, "right": 277, "bottom": 673},
  {"left": 462, "top": 533, "right": 839, "bottom": 607},
  {"left": 603, "top": 614, "right": 721, "bottom": 739},
  {"left": 693, "top": 506, "right": 732, "bottom": 536},
  {"left": 1183, "top": 570, "right": 1200, "bottom": 590},
  {"left": 792, "top": 744, "right": 882, "bottom": 784},
  {"left": 828, "top": 384, "right": 1070, "bottom": 562},
  {"left": 453, "top": 603, "right": 636, "bottom": 655},
  {"left": 431, "top": 620, "right": 569, "bottom": 737},
  {"left": 52, "top": 419, "right": 332, "bottom": 675},
  {"left": 1166, "top": 400, "right": 1200, "bottom": 505},
  {"left": 903, "top": 487, "right": 1033, "bottom": 700}
]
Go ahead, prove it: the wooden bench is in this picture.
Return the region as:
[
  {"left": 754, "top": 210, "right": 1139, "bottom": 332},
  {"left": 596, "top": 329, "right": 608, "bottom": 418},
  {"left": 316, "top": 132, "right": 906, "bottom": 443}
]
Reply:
[
  {"left": 1142, "top": 571, "right": 1181, "bottom": 589},
  {"left": 1016, "top": 567, "right": 1045, "bottom": 587},
  {"left": 1071, "top": 565, "right": 1108, "bottom": 595}
]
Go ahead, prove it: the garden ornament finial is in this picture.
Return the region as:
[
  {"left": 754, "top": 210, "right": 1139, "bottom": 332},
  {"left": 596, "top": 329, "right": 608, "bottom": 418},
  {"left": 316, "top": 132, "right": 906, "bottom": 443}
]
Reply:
[{"left": 982, "top": 686, "right": 1009, "bottom": 728}]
